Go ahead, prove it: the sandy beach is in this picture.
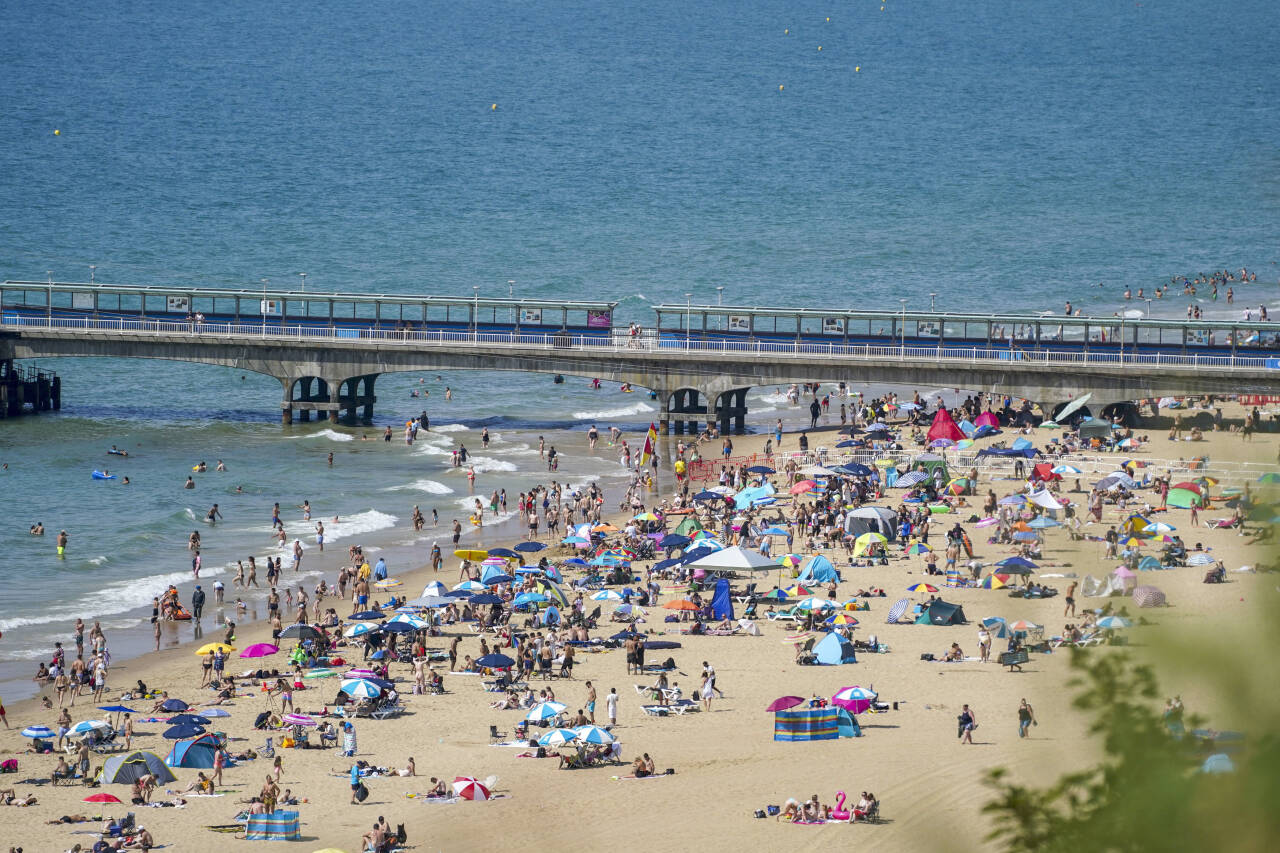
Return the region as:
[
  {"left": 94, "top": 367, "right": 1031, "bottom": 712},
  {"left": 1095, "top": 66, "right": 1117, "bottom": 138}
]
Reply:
[{"left": 3, "top": 398, "right": 1277, "bottom": 853}]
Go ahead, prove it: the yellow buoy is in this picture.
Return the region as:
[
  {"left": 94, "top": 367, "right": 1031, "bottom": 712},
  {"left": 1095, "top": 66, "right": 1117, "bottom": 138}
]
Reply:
[
  {"left": 855, "top": 66, "right": 861, "bottom": 72},
  {"left": 826, "top": 17, "right": 830, "bottom": 22},
  {"left": 491, "top": 104, "right": 497, "bottom": 110},
  {"left": 784, "top": 28, "right": 789, "bottom": 34},
  {"left": 778, "top": 84, "right": 784, "bottom": 90},
  {"left": 818, "top": 46, "right": 822, "bottom": 51},
  {"left": 53, "top": 129, "right": 60, "bottom": 135}
]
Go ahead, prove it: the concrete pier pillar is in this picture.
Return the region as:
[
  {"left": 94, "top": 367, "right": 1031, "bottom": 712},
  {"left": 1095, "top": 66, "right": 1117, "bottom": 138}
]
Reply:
[
  {"left": 280, "top": 377, "right": 295, "bottom": 425},
  {"left": 51, "top": 375, "right": 61, "bottom": 411}
]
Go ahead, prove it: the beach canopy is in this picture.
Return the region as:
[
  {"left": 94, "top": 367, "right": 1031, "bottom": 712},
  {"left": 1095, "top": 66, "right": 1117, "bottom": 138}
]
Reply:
[
  {"left": 684, "top": 545, "right": 777, "bottom": 572},
  {"left": 165, "top": 733, "right": 221, "bottom": 768},
  {"left": 812, "top": 632, "right": 858, "bottom": 665},
  {"left": 99, "top": 751, "right": 176, "bottom": 785},
  {"left": 278, "top": 624, "right": 322, "bottom": 642},
  {"left": 927, "top": 408, "right": 966, "bottom": 443},
  {"left": 981, "top": 616, "right": 1009, "bottom": 637},
  {"left": 796, "top": 554, "right": 839, "bottom": 583},
  {"left": 916, "top": 599, "right": 967, "bottom": 626}
]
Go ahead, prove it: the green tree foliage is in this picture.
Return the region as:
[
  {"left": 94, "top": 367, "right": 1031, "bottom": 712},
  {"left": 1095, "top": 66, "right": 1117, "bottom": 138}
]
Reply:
[{"left": 983, "top": 644, "right": 1280, "bottom": 852}]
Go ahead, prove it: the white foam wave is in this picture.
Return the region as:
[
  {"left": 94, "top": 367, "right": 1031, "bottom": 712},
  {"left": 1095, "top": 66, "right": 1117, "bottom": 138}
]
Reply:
[
  {"left": 0, "top": 565, "right": 226, "bottom": 632},
  {"left": 87, "top": 555, "right": 109, "bottom": 565},
  {"left": 291, "top": 428, "right": 354, "bottom": 442},
  {"left": 385, "top": 479, "right": 455, "bottom": 495},
  {"left": 433, "top": 424, "right": 470, "bottom": 433},
  {"left": 571, "top": 402, "right": 656, "bottom": 421},
  {"left": 413, "top": 443, "right": 450, "bottom": 457},
  {"left": 490, "top": 442, "right": 535, "bottom": 455},
  {"left": 455, "top": 456, "right": 518, "bottom": 473},
  {"left": 319, "top": 509, "right": 398, "bottom": 543}
]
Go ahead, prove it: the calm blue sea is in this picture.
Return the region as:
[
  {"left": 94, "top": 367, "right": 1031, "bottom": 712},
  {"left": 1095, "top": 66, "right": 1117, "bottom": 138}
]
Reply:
[{"left": 0, "top": 0, "right": 1277, "bottom": 698}]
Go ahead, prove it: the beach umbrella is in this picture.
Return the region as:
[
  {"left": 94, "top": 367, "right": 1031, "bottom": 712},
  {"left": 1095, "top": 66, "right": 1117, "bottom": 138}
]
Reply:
[
  {"left": 203, "top": 708, "right": 232, "bottom": 718},
  {"left": 930, "top": 438, "right": 955, "bottom": 448},
  {"left": 344, "top": 622, "right": 380, "bottom": 638},
  {"left": 662, "top": 598, "right": 699, "bottom": 611},
  {"left": 159, "top": 698, "right": 189, "bottom": 712},
  {"left": 790, "top": 480, "right": 818, "bottom": 495},
  {"left": 526, "top": 701, "right": 567, "bottom": 722},
  {"left": 344, "top": 668, "right": 379, "bottom": 679},
  {"left": 96, "top": 705, "right": 135, "bottom": 714},
  {"left": 486, "top": 547, "right": 519, "bottom": 559},
  {"left": 590, "top": 589, "right": 622, "bottom": 601},
  {"left": 239, "top": 643, "right": 280, "bottom": 658},
  {"left": 1008, "top": 620, "right": 1041, "bottom": 632},
  {"left": 380, "top": 621, "right": 416, "bottom": 635},
  {"left": 1257, "top": 473, "right": 1280, "bottom": 485},
  {"left": 1120, "top": 536, "right": 1145, "bottom": 548},
  {"left": 894, "top": 471, "right": 928, "bottom": 488},
  {"left": 783, "top": 583, "right": 813, "bottom": 597},
  {"left": 1027, "top": 517, "right": 1060, "bottom": 529},
  {"left": 998, "top": 494, "right": 1027, "bottom": 506},
  {"left": 592, "top": 523, "right": 619, "bottom": 534},
  {"left": 997, "top": 557, "right": 1038, "bottom": 571},
  {"left": 194, "top": 643, "right": 235, "bottom": 656},
  {"left": 573, "top": 725, "right": 616, "bottom": 745},
  {"left": 84, "top": 792, "right": 123, "bottom": 803},
  {"left": 513, "top": 592, "right": 550, "bottom": 607},
  {"left": 349, "top": 610, "right": 387, "bottom": 621},
  {"left": 906, "top": 583, "right": 938, "bottom": 593},
  {"left": 278, "top": 624, "right": 322, "bottom": 642},
  {"left": 537, "top": 728, "right": 578, "bottom": 747},
  {"left": 1096, "top": 616, "right": 1133, "bottom": 629},
  {"left": 373, "top": 578, "right": 403, "bottom": 590},
  {"left": 1144, "top": 521, "right": 1176, "bottom": 534},
  {"left": 831, "top": 685, "right": 878, "bottom": 715},
  {"left": 1201, "top": 754, "right": 1235, "bottom": 774},
  {"left": 452, "top": 777, "right": 492, "bottom": 801},
  {"left": 905, "top": 542, "right": 932, "bottom": 555},
  {"left": 167, "top": 713, "right": 211, "bottom": 726},
  {"left": 388, "top": 613, "right": 430, "bottom": 629},
  {"left": 339, "top": 679, "right": 383, "bottom": 699},
  {"left": 421, "top": 581, "right": 450, "bottom": 598},
  {"left": 956, "top": 439, "right": 975, "bottom": 450},
  {"left": 778, "top": 554, "right": 805, "bottom": 568},
  {"left": 70, "top": 720, "right": 112, "bottom": 736},
  {"left": 452, "top": 580, "right": 487, "bottom": 592},
  {"left": 748, "top": 465, "right": 776, "bottom": 474},
  {"left": 561, "top": 536, "right": 590, "bottom": 545},
  {"left": 282, "top": 713, "right": 317, "bottom": 727},
  {"left": 454, "top": 549, "right": 489, "bottom": 561},
  {"left": 475, "top": 653, "right": 516, "bottom": 669},
  {"left": 1051, "top": 464, "right": 1083, "bottom": 475},
  {"left": 409, "top": 595, "right": 454, "bottom": 609},
  {"left": 20, "top": 725, "right": 55, "bottom": 739},
  {"left": 163, "top": 723, "right": 206, "bottom": 740},
  {"left": 1012, "top": 530, "right": 1040, "bottom": 542},
  {"left": 975, "top": 516, "right": 999, "bottom": 528},
  {"left": 825, "top": 613, "right": 859, "bottom": 626},
  {"left": 765, "top": 696, "right": 806, "bottom": 712},
  {"left": 979, "top": 574, "right": 1008, "bottom": 589},
  {"left": 632, "top": 512, "right": 659, "bottom": 522},
  {"left": 514, "top": 541, "right": 546, "bottom": 552},
  {"left": 852, "top": 532, "right": 888, "bottom": 556},
  {"left": 794, "top": 597, "right": 837, "bottom": 611},
  {"left": 468, "top": 593, "right": 503, "bottom": 606}
]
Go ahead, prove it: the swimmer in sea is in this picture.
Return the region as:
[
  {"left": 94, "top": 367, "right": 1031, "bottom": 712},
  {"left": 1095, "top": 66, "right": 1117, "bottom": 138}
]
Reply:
[
  {"left": 30, "top": 522, "right": 44, "bottom": 536},
  {"left": 184, "top": 476, "right": 195, "bottom": 489},
  {"left": 57, "top": 529, "right": 68, "bottom": 556},
  {"left": 206, "top": 504, "right": 222, "bottom": 524},
  {"left": 122, "top": 476, "right": 130, "bottom": 485},
  {"left": 216, "top": 460, "right": 226, "bottom": 472}
]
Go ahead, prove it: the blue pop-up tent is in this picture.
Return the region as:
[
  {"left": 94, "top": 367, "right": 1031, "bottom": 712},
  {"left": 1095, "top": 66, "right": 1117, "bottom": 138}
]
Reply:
[
  {"left": 797, "top": 555, "right": 840, "bottom": 584},
  {"left": 813, "top": 632, "right": 858, "bottom": 665}
]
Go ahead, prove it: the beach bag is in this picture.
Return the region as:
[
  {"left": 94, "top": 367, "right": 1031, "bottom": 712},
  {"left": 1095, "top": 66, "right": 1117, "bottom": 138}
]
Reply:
[
  {"left": 396, "top": 824, "right": 407, "bottom": 844},
  {"left": 920, "top": 653, "right": 935, "bottom": 661},
  {"left": 766, "top": 805, "right": 781, "bottom": 816},
  {"left": 754, "top": 809, "right": 767, "bottom": 819},
  {"left": 355, "top": 783, "right": 369, "bottom": 802},
  {"left": 0, "top": 759, "right": 16, "bottom": 773}
]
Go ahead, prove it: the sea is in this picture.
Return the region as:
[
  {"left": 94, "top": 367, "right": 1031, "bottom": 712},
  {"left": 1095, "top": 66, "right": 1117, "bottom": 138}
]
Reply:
[{"left": 0, "top": 0, "right": 1276, "bottom": 700}]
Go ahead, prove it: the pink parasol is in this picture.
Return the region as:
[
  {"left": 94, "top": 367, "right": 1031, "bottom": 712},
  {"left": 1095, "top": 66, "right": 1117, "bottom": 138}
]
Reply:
[
  {"left": 765, "top": 696, "right": 806, "bottom": 712},
  {"left": 239, "top": 643, "right": 280, "bottom": 658}
]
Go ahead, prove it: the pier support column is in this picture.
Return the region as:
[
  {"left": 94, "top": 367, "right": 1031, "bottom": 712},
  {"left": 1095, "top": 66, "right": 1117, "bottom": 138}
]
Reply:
[
  {"left": 712, "top": 388, "right": 750, "bottom": 435},
  {"left": 668, "top": 388, "right": 707, "bottom": 435},
  {"left": 280, "top": 377, "right": 295, "bottom": 425}
]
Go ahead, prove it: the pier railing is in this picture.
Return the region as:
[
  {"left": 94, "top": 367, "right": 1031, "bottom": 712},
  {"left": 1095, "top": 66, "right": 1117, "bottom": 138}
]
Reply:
[{"left": 2, "top": 314, "right": 1275, "bottom": 371}]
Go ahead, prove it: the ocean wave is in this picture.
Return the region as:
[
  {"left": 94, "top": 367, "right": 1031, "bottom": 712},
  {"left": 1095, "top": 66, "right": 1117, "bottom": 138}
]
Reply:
[
  {"left": 320, "top": 509, "right": 398, "bottom": 543},
  {"left": 433, "top": 423, "right": 470, "bottom": 433},
  {"left": 0, "top": 565, "right": 226, "bottom": 632},
  {"left": 444, "top": 456, "right": 518, "bottom": 473},
  {"left": 385, "top": 479, "right": 455, "bottom": 495},
  {"left": 290, "top": 428, "right": 354, "bottom": 442},
  {"left": 571, "top": 402, "right": 656, "bottom": 421},
  {"left": 87, "top": 555, "right": 109, "bottom": 565}
]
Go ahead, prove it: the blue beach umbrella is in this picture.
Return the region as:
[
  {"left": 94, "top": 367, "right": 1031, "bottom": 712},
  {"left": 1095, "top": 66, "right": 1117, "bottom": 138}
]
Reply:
[
  {"left": 573, "top": 725, "right": 616, "bottom": 745},
  {"left": 163, "top": 723, "right": 206, "bottom": 740},
  {"left": 513, "top": 592, "right": 549, "bottom": 606},
  {"left": 70, "top": 720, "right": 111, "bottom": 736},
  {"left": 350, "top": 610, "right": 386, "bottom": 621},
  {"left": 344, "top": 622, "right": 380, "bottom": 638},
  {"left": 538, "top": 728, "right": 578, "bottom": 747},
  {"left": 475, "top": 653, "right": 516, "bottom": 669},
  {"left": 590, "top": 589, "right": 623, "bottom": 601},
  {"left": 469, "top": 593, "right": 503, "bottom": 605},
  {"left": 515, "top": 541, "right": 547, "bottom": 552},
  {"left": 340, "top": 679, "right": 383, "bottom": 699},
  {"left": 487, "top": 548, "right": 519, "bottom": 559},
  {"left": 525, "top": 701, "right": 566, "bottom": 722},
  {"left": 21, "top": 726, "right": 55, "bottom": 739}
]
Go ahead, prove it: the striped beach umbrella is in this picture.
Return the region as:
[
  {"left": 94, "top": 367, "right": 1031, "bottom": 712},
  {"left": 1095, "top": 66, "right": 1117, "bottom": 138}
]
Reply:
[
  {"left": 572, "top": 725, "right": 616, "bottom": 745},
  {"left": 537, "top": 728, "right": 578, "bottom": 747},
  {"left": 526, "top": 701, "right": 567, "bottom": 722}
]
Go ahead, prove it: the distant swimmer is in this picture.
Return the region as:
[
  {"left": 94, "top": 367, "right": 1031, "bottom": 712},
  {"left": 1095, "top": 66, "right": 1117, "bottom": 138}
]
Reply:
[
  {"left": 195, "top": 461, "right": 208, "bottom": 472},
  {"left": 184, "top": 476, "right": 196, "bottom": 489},
  {"left": 216, "top": 460, "right": 226, "bottom": 472},
  {"left": 122, "top": 476, "right": 130, "bottom": 485},
  {"left": 108, "top": 445, "right": 129, "bottom": 457},
  {"left": 206, "top": 504, "right": 222, "bottom": 524},
  {"left": 57, "top": 529, "right": 68, "bottom": 556},
  {"left": 29, "top": 522, "right": 44, "bottom": 536}
]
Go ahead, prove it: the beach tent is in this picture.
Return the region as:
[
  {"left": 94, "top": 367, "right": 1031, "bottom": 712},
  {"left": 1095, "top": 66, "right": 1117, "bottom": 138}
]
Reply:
[
  {"left": 1011, "top": 437, "right": 1033, "bottom": 451},
  {"left": 245, "top": 810, "right": 301, "bottom": 841},
  {"left": 916, "top": 599, "right": 967, "bottom": 626},
  {"left": 812, "top": 632, "right": 858, "bottom": 665},
  {"left": 710, "top": 578, "right": 735, "bottom": 620},
  {"left": 1081, "top": 574, "right": 1106, "bottom": 597},
  {"left": 772, "top": 706, "right": 859, "bottom": 741},
  {"left": 844, "top": 506, "right": 898, "bottom": 541},
  {"left": 1167, "top": 483, "right": 1206, "bottom": 509},
  {"left": 1137, "top": 555, "right": 1164, "bottom": 571},
  {"left": 927, "top": 408, "right": 965, "bottom": 443},
  {"left": 1132, "top": 585, "right": 1167, "bottom": 608},
  {"left": 1078, "top": 420, "right": 1114, "bottom": 441},
  {"left": 1027, "top": 490, "right": 1064, "bottom": 512},
  {"left": 958, "top": 419, "right": 977, "bottom": 437},
  {"left": 1108, "top": 567, "right": 1137, "bottom": 595},
  {"left": 99, "top": 751, "right": 176, "bottom": 785},
  {"left": 673, "top": 516, "right": 704, "bottom": 536},
  {"left": 797, "top": 555, "right": 840, "bottom": 584},
  {"left": 975, "top": 411, "right": 1000, "bottom": 429},
  {"left": 165, "top": 733, "right": 221, "bottom": 769},
  {"left": 973, "top": 424, "right": 999, "bottom": 438}
]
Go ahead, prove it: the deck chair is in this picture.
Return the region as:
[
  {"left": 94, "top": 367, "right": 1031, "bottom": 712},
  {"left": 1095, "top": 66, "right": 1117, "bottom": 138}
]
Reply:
[{"left": 489, "top": 724, "right": 507, "bottom": 742}]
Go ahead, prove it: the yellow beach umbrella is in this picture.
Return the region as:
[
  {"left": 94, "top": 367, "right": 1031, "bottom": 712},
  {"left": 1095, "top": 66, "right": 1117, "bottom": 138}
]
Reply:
[
  {"left": 852, "top": 532, "right": 888, "bottom": 557},
  {"left": 194, "top": 643, "right": 235, "bottom": 656}
]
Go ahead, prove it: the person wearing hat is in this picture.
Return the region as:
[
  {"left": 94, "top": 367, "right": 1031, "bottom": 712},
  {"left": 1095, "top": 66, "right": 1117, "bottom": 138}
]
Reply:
[
  {"left": 124, "top": 824, "right": 153, "bottom": 850},
  {"left": 191, "top": 585, "right": 206, "bottom": 620}
]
